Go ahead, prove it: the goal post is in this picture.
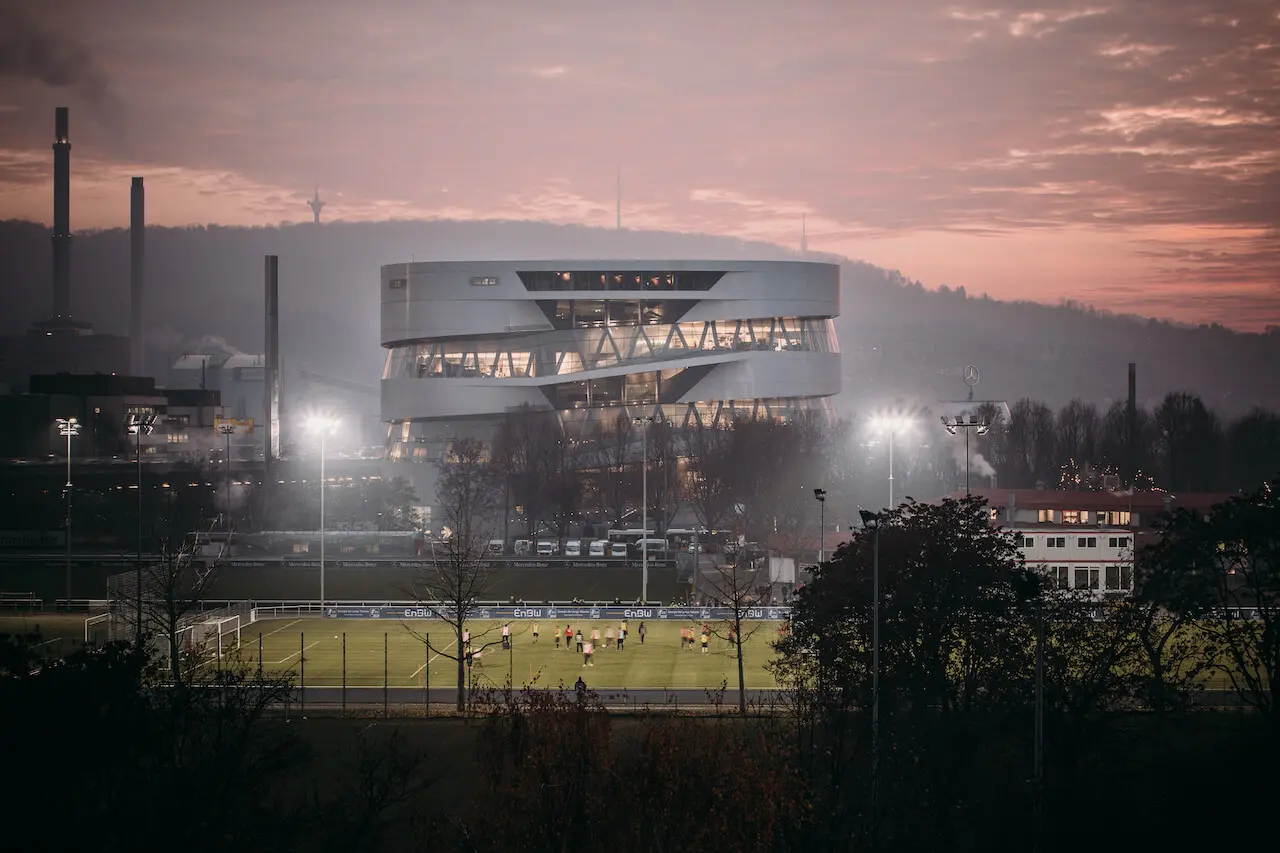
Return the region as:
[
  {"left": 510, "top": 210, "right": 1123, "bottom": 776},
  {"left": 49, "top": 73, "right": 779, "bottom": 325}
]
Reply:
[{"left": 84, "top": 612, "right": 110, "bottom": 644}]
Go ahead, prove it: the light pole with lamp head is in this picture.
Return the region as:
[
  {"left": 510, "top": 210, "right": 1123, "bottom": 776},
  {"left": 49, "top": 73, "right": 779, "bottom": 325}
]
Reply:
[
  {"left": 858, "top": 507, "right": 882, "bottom": 826},
  {"left": 218, "top": 423, "right": 237, "bottom": 533},
  {"left": 813, "top": 488, "right": 826, "bottom": 562},
  {"left": 633, "top": 415, "right": 654, "bottom": 604},
  {"left": 869, "top": 413, "right": 915, "bottom": 510},
  {"left": 306, "top": 415, "right": 340, "bottom": 610},
  {"left": 126, "top": 413, "right": 157, "bottom": 645},
  {"left": 56, "top": 418, "right": 80, "bottom": 609},
  {"left": 940, "top": 414, "right": 990, "bottom": 495}
]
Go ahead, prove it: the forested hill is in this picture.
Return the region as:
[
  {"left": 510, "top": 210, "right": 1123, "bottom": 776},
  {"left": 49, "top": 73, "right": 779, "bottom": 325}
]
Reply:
[{"left": 1, "top": 217, "right": 1277, "bottom": 415}]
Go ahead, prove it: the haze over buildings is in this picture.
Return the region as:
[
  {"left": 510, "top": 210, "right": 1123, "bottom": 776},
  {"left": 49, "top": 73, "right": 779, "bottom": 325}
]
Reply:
[{"left": 0, "top": 0, "right": 1276, "bottom": 330}]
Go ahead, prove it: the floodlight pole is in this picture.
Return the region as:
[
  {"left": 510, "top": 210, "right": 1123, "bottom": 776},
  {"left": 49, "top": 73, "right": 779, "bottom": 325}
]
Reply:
[
  {"left": 888, "top": 429, "right": 895, "bottom": 509},
  {"left": 634, "top": 416, "right": 652, "bottom": 605},
  {"left": 858, "top": 508, "right": 882, "bottom": 834},
  {"left": 134, "top": 423, "right": 143, "bottom": 645},
  {"left": 219, "top": 424, "right": 236, "bottom": 533},
  {"left": 57, "top": 418, "right": 79, "bottom": 609},
  {"left": 814, "top": 489, "right": 827, "bottom": 562},
  {"left": 319, "top": 428, "right": 327, "bottom": 609}
]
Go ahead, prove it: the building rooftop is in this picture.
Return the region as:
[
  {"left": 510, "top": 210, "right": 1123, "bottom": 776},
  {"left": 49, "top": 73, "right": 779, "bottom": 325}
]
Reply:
[
  {"left": 172, "top": 353, "right": 228, "bottom": 371},
  {"left": 222, "top": 353, "right": 265, "bottom": 370},
  {"left": 957, "top": 488, "right": 1236, "bottom": 512}
]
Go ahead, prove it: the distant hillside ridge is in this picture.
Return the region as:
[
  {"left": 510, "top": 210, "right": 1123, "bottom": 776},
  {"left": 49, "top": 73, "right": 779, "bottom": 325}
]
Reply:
[{"left": 1, "top": 217, "right": 1276, "bottom": 415}]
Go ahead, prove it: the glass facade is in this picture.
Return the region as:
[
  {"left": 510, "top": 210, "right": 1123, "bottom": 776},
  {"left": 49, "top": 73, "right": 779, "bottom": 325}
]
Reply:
[
  {"left": 385, "top": 395, "right": 834, "bottom": 460},
  {"left": 383, "top": 317, "right": 839, "bottom": 380}
]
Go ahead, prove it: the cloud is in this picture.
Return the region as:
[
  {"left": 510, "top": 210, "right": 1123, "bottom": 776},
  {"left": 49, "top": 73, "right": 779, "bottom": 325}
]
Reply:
[
  {"left": 0, "top": 4, "right": 119, "bottom": 110},
  {"left": 0, "top": 0, "right": 1277, "bottom": 329}
]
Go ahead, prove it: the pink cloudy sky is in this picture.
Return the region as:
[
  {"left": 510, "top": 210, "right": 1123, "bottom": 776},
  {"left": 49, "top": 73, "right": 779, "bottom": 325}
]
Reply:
[{"left": 1, "top": 0, "right": 1277, "bottom": 329}]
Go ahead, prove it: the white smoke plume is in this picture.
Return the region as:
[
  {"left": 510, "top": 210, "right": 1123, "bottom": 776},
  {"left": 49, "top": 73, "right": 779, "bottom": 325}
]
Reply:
[{"left": 951, "top": 437, "right": 997, "bottom": 481}]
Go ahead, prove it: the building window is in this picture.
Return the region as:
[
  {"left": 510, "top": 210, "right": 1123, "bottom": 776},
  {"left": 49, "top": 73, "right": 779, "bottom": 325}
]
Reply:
[
  {"left": 166, "top": 432, "right": 188, "bottom": 444},
  {"left": 292, "top": 542, "right": 309, "bottom": 553},
  {"left": 1074, "top": 567, "right": 1100, "bottom": 590},
  {"left": 1055, "top": 566, "right": 1070, "bottom": 589},
  {"left": 989, "top": 508, "right": 999, "bottom": 521},
  {"left": 1108, "top": 536, "right": 1130, "bottom": 549},
  {"left": 470, "top": 276, "right": 499, "bottom": 287},
  {"left": 1020, "top": 535, "right": 1035, "bottom": 548},
  {"left": 1078, "top": 537, "right": 1097, "bottom": 548},
  {"left": 1046, "top": 537, "right": 1066, "bottom": 548},
  {"left": 1122, "top": 565, "right": 1133, "bottom": 590},
  {"left": 1062, "top": 510, "right": 1080, "bottom": 524},
  {"left": 1105, "top": 510, "right": 1132, "bottom": 525},
  {"left": 1038, "top": 509, "right": 1056, "bottom": 523}
]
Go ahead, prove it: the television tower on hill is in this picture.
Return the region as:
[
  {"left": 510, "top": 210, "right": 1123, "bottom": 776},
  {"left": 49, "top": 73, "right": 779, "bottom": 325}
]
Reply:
[{"left": 307, "top": 185, "right": 325, "bottom": 223}]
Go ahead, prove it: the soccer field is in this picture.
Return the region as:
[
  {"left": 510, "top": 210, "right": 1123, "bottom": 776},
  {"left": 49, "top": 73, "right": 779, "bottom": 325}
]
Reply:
[{"left": 237, "top": 617, "right": 785, "bottom": 691}]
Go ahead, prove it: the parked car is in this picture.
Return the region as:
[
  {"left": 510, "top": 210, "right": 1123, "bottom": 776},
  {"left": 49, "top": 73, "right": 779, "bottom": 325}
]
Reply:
[
  {"left": 536, "top": 540, "right": 558, "bottom": 556},
  {"left": 589, "top": 539, "right": 607, "bottom": 557},
  {"left": 610, "top": 542, "right": 628, "bottom": 558},
  {"left": 486, "top": 539, "right": 505, "bottom": 555},
  {"left": 564, "top": 539, "right": 582, "bottom": 557}
]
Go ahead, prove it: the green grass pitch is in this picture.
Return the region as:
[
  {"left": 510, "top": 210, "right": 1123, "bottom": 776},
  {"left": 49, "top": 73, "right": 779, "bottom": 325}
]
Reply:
[{"left": 237, "top": 618, "right": 787, "bottom": 691}]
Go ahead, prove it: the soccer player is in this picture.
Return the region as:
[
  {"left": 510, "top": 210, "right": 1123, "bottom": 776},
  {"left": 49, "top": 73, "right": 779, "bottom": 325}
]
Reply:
[
  {"left": 501, "top": 622, "right": 511, "bottom": 650},
  {"left": 554, "top": 625, "right": 562, "bottom": 649},
  {"left": 700, "top": 631, "right": 709, "bottom": 653},
  {"left": 532, "top": 621, "right": 540, "bottom": 643},
  {"left": 583, "top": 640, "right": 594, "bottom": 667},
  {"left": 617, "top": 626, "right": 626, "bottom": 651},
  {"left": 565, "top": 624, "right": 573, "bottom": 650},
  {"left": 575, "top": 630, "right": 584, "bottom": 653},
  {"left": 604, "top": 626, "right": 614, "bottom": 648},
  {"left": 638, "top": 621, "right": 646, "bottom": 644}
]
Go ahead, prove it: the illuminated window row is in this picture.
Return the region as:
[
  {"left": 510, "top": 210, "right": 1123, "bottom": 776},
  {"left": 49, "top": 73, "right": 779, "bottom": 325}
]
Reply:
[
  {"left": 517, "top": 270, "right": 726, "bottom": 292},
  {"left": 383, "top": 317, "right": 838, "bottom": 380}
]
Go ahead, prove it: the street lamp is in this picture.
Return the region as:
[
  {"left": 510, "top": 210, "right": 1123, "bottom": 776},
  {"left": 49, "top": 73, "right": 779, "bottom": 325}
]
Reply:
[
  {"left": 126, "top": 413, "right": 157, "bottom": 646},
  {"left": 633, "top": 415, "right": 654, "bottom": 604},
  {"left": 56, "top": 417, "right": 80, "bottom": 608},
  {"left": 813, "top": 488, "right": 827, "bottom": 562},
  {"left": 306, "top": 415, "right": 340, "bottom": 609},
  {"left": 217, "top": 423, "right": 237, "bottom": 533},
  {"left": 858, "top": 507, "right": 882, "bottom": 823},
  {"left": 940, "top": 413, "right": 990, "bottom": 495},
  {"left": 869, "top": 413, "right": 915, "bottom": 510}
]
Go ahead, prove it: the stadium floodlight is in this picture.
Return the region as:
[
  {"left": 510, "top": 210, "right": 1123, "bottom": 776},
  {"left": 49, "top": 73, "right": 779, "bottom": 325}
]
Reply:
[
  {"left": 306, "top": 414, "right": 341, "bottom": 609},
  {"left": 55, "top": 417, "right": 80, "bottom": 607},
  {"left": 869, "top": 411, "right": 917, "bottom": 510},
  {"left": 939, "top": 412, "right": 991, "bottom": 495},
  {"left": 126, "top": 413, "right": 158, "bottom": 647},
  {"left": 813, "top": 489, "right": 827, "bottom": 562}
]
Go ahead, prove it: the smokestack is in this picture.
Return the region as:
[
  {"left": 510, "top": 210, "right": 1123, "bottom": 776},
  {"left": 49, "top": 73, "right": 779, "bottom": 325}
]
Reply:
[
  {"left": 52, "top": 107, "right": 72, "bottom": 319},
  {"left": 264, "top": 256, "right": 281, "bottom": 472},
  {"left": 130, "top": 177, "right": 145, "bottom": 375},
  {"left": 1126, "top": 363, "right": 1137, "bottom": 488}
]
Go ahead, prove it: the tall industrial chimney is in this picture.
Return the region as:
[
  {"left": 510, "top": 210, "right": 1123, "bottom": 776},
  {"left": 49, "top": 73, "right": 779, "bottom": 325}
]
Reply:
[
  {"left": 1126, "top": 363, "right": 1137, "bottom": 488},
  {"left": 129, "top": 177, "right": 146, "bottom": 375},
  {"left": 264, "top": 256, "right": 281, "bottom": 472},
  {"left": 52, "top": 107, "right": 72, "bottom": 320}
]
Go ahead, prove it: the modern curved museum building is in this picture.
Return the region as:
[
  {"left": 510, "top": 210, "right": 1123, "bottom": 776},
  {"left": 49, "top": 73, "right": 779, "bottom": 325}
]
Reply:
[{"left": 381, "top": 259, "right": 841, "bottom": 461}]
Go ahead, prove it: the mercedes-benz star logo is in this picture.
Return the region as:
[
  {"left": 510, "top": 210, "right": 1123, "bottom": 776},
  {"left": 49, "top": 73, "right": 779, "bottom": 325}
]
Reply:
[{"left": 964, "top": 364, "right": 980, "bottom": 387}]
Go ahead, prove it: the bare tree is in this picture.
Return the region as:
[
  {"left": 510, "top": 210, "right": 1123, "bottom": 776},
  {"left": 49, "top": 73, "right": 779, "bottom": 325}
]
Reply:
[
  {"left": 409, "top": 437, "right": 501, "bottom": 711},
  {"left": 134, "top": 517, "right": 231, "bottom": 686},
  {"left": 702, "top": 549, "right": 767, "bottom": 715},
  {"left": 597, "top": 410, "right": 634, "bottom": 527},
  {"left": 682, "top": 419, "right": 734, "bottom": 534}
]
